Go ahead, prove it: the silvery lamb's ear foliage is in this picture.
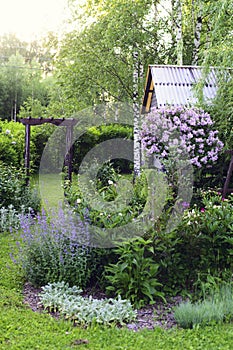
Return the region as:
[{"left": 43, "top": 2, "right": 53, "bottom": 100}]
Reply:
[{"left": 39, "top": 282, "right": 136, "bottom": 326}]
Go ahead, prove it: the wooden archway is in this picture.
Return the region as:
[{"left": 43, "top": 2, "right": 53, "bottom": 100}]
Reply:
[{"left": 20, "top": 117, "right": 78, "bottom": 184}]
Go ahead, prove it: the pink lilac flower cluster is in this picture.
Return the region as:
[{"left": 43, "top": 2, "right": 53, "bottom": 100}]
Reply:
[{"left": 141, "top": 106, "right": 224, "bottom": 168}]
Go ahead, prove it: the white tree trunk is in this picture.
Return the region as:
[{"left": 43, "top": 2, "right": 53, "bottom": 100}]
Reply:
[
  {"left": 192, "top": 1, "right": 203, "bottom": 65},
  {"left": 173, "top": 0, "right": 183, "bottom": 65},
  {"left": 133, "top": 51, "right": 141, "bottom": 177}
]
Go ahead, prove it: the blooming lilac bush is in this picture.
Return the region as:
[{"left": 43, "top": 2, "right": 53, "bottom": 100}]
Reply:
[{"left": 141, "top": 106, "right": 224, "bottom": 168}]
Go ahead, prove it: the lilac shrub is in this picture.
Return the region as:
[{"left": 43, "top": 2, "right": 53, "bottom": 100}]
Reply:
[
  {"left": 16, "top": 207, "right": 91, "bottom": 287},
  {"left": 141, "top": 106, "right": 224, "bottom": 168}
]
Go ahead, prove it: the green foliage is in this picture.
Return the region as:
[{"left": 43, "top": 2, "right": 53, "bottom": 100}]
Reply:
[
  {"left": 0, "top": 205, "right": 31, "bottom": 233},
  {"left": 174, "top": 282, "right": 233, "bottom": 329},
  {"left": 39, "top": 281, "right": 136, "bottom": 326},
  {"left": 145, "top": 190, "right": 233, "bottom": 295},
  {"left": 177, "top": 191, "right": 233, "bottom": 277},
  {"left": 30, "top": 122, "right": 55, "bottom": 171},
  {"left": 0, "top": 33, "right": 53, "bottom": 121},
  {"left": 0, "top": 120, "right": 55, "bottom": 173},
  {"left": 105, "top": 237, "right": 165, "bottom": 308},
  {"left": 0, "top": 120, "right": 25, "bottom": 167},
  {"left": 2, "top": 234, "right": 233, "bottom": 349},
  {"left": 0, "top": 162, "right": 41, "bottom": 213},
  {"left": 56, "top": 0, "right": 167, "bottom": 110},
  {"left": 73, "top": 124, "right": 133, "bottom": 173},
  {"left": 66, "top": 171, "right": 147, "bottom": 232}
]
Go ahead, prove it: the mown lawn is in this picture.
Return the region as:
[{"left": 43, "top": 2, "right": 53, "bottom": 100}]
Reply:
[{"left": 1, "top": 233, "right": 233, "bottom": 350}]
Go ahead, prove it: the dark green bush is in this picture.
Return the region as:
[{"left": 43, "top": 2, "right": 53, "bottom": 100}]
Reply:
[
  {"left": 149, "top": 191, "right": 233, "bottom": 295},
  {"left": 72, "top": 124, "right": 133, "bottom": 173}
]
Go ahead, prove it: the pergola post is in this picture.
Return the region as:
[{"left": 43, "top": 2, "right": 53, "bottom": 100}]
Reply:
[
  {"left": 25, "top": 123, "right": 31, "bottom": 185},
  {"left": 64, "top": 125, "right": 74, "bottom": 182}
]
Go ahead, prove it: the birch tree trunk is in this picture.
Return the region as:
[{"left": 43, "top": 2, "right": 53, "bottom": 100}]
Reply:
[
  {"left": 133, "top": 50, "right": 141, "bottom": 177},
  {"left": 173, "top": 0, "right": 183, "bottom": 65},
  {"left": 192, "top": 0, "right": 203, "bottom": 65}
]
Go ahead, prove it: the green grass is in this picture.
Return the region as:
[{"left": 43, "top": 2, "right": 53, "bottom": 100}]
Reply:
[
  {"left": 31, "top": 173, "right": 65, "bottom": 210},
  {"left": 1, "top": 234, "right": 233, "bottom": 349}
]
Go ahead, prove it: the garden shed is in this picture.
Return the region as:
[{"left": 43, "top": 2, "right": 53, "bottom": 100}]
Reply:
[
  {"left": 141, "top": 64, "right": 232, "bottom": 197},
  {"left": 141, "top": 64, "right": 218, "bottom": 113}
]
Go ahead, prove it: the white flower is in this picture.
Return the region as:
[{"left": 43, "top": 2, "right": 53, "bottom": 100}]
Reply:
[
  {"left": 108, "top": 180, "right": 114, "bottom": 185},
  {"left": 5, "top": 129, "right": 11, "bottom": 134},
  {"left": 76, "top": 198, "right": 82, "bottom": 204}
]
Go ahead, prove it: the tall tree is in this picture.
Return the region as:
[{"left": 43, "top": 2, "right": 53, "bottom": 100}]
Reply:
[{"left": 55, "top": 0, "right": 169, "bottom": 111}]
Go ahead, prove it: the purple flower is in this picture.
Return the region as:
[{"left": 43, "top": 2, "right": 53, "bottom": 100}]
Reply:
[{"left": 140, "top": 106, "right": 224, "bottom": 168}]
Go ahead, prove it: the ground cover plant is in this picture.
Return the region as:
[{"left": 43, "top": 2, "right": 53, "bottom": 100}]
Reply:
[{"left": 39, "top": 281, "right": 136, "bottom": 325}]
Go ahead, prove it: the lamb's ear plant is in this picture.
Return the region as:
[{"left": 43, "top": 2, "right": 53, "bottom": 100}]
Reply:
[
  {"left": 104, "top": 237, "right": 165, "bottom": 308},
  {"left": 39, "top": 281, "right": 136, "bottom": 326}
]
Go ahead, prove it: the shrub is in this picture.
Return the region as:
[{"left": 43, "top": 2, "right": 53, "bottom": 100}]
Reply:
[
  {"left": 16, "top": 207, "right": 91, "bottom": 287},
  {"left": 145, "top": 190, "right": 233, "bottom": 295},
  {"left": 72, "top": 124, "right": 133, "bottom": 173},
  {"left": 0, "top": 121, "right": 25, "bottom": 167},
  {"left": 141, "top": 106, "right": 223, "bottom": 168},
  {"left": 39, "top": 281, "right": 136, "bottom": 326},
  {"left": 0, "top": 162, "right": 41, "bottom": 213},
  {"left": 0, "top": 205, "right": 33, "bottom": 233},
  {"left": 104, "top": 237, "right": 165, "bottom": 308},
  {"left": 176, "top": 191, "right": 233, "bottom": 278}
]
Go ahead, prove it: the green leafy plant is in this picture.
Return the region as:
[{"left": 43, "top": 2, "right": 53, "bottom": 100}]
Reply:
[
  {"left": 0, "top": 162, "right": 41, "bottom": 214},
  {"left": 105, "top": 237, "right": 165, "bottom": 308},
  {"left": 65, "top": 171, "right": 147, "bottom": 231},
  {"left": 39, "top": 281, "right": 136, "bottom": 326},
  {"left": 0, "top": 205, "right": 33, "bottom": 233},
  {"left": 177, "top": 191, "right": 233, "bottom": 278}
]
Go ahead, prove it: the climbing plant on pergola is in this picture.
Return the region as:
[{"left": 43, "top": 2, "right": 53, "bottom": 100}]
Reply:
[{"left": 20, "top": 117, "right": 78, "bottom": 184}]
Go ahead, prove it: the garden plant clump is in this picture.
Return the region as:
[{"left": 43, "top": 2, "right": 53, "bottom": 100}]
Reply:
[
  {"left": 0, "top": 162, "right": 41, "bottom": 233},
  {"left": 38, "top": 281, "right": 137, "bottom": 326},
  {"left": 174, "top": 281, "right": 233, "bottom": 328},
  {"left": 15, "top": 206, "right": 92, "bottom": 288}
]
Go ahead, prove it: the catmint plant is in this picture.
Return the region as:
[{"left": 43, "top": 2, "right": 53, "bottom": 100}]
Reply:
[
  {"left": 141, "top": 106, "right": 224, "bottom": 168},
  {"left": 15, "top": 206, "right": 91, "bottom": 288}
]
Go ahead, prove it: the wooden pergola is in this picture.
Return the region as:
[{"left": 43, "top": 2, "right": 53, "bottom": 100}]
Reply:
[{"left": 20, "top": 117, "right": 78, "bottom": 184}]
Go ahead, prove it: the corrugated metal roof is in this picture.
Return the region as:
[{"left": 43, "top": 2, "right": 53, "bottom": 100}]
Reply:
[{"left": 142, "top": 65, "right": 223, "bottom": 113}]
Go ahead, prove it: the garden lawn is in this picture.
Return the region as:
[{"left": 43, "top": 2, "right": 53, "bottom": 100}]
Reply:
[
  {"left": 32, "top": 173, "right": 64, "bottom": 210},
  {"left": 1, "top": 233, "right": 233, "bottom": 350}
]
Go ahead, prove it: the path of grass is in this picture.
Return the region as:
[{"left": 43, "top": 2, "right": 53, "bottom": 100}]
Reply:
[
  {"left": 1, "top": 234, "right": 233, "bottom": 349},
  {"left": 31, "top": 173, "right": 65, "bottom": 210}
]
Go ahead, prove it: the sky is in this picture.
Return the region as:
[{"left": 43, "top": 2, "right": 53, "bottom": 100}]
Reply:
[{"left": 0, "top": 0, "right": 69, "bottom": 41}]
